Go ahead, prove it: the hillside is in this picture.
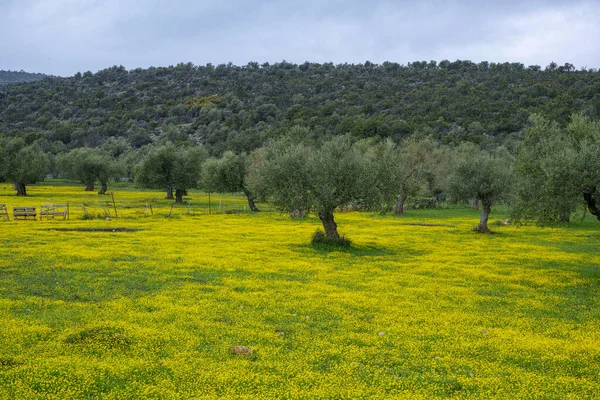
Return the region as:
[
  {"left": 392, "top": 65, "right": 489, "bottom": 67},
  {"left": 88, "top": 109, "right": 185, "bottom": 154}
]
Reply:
[
  {"left": 0, "top": 61, "right": 599, "bottom": 155},
  {"left": 0, "top": 70, "right": 47, "bottom": 86}
]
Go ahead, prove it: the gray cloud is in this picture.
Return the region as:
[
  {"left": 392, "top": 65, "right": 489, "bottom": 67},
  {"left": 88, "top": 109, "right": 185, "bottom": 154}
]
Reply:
[{"left": 1, "top": 0, "right": 598, "bottom": 76}]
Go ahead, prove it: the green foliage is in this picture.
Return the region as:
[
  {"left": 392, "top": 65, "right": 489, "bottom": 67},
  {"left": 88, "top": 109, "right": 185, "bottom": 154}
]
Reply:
[
  {"left": 513, "top": 113, "right": 600, "bottom": 223},
  {"left": 448, "top": 144, "right": 513, "bottom": 232},
  {"left": 254, "top": 135, "right": 370, "bottom": 215},
  {"left": 247, "top": 139, "right": 312, "bottom": 213},
  {"left": 0, "top": 70, "right": 47, "bottom": 85},
  {"left": 310, "top": 136, "right": 372, "bottom": 214},
  {"left": 57, "top": 148, "right": 120, "bottom": 192},
  {"left": 366, "top": 137, "right": 438, "bottom": 212},
  {"left": 448, "top": 144, "right": 513, "bottom": 205},
  {"left": 135, "top": 145, "right": 207, "bottom": 200},
  {"left": 252, "top": 135, "right": 371, "bottom": 238},
  {"left": 199, "top": 151, "right": 247, "bottom": 194},
  {"left": 1, "top": 61, "right": 599, "bottom": 157},
  {"left": 0, "top": 138, "right": 49, "bottom": 193}
]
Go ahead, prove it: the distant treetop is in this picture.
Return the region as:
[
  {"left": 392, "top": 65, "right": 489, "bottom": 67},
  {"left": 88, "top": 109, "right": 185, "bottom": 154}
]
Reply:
[{"left": 0, "top": 70, "right": 48, "bottom": 86}]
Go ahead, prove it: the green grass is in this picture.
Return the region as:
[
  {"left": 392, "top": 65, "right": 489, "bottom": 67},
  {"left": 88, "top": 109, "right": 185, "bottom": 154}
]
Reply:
[{"left": 0, "top": 183, "right": 599, "bottom": 398}]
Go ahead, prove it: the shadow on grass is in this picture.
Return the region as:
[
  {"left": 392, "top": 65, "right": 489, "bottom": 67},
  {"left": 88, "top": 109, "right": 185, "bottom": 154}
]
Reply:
[
  {"left": 49, "top": 228, "right": 141, "bottom": 233},
  {"left": 0, "top": 262, "right": 229, "bottom": 304},
  {"left": 290, "top": 242, "right": 398, "bottom": 257}
]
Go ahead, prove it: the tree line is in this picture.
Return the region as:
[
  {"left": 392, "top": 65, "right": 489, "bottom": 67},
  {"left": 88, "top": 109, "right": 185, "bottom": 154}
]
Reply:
[
  {"left": 0, "top": 70, "right": 47, "bottom": 86},
  {"left": 0, "top": 60, "right": 599, "bottom": 160},
  {"left": 1, "top": 113, "right": 599, "bottom": 242}
]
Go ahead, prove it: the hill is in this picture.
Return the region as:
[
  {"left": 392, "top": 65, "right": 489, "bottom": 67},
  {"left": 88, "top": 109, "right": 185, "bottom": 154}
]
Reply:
[
  {"left": 0, "top": 70, "right": 47, "bottom": 86},
  {"left": 0, "top": 61, "right": 599, "bottom": 155}
]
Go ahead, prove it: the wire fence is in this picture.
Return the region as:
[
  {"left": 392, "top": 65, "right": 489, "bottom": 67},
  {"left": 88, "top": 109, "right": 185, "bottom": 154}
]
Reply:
[{"left": 0, "top": 190, "right": 277, "bottom": 221}]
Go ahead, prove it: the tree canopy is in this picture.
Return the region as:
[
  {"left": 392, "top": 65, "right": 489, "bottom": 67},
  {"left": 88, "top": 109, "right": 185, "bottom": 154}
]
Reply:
[
  {"left": 448, "top": 145, "right": 513, "bottom": 232},
  {"left": 57, "top": 148, "right": 120, "bottom": 194},
  {"left": 0, "top": 138, "right": 49, "bottom": 196},
  {"left": 199, "top": 151, "right": 260, "bottom": 211},
  {"left": 135, "top": 145, "right": 207, "bottom": 203},
  {"left": 513, "top": 113, "right": 600, "bottom": 223},
  {"left": 251, "top": 135, "right": 371, "bottom": 240}
]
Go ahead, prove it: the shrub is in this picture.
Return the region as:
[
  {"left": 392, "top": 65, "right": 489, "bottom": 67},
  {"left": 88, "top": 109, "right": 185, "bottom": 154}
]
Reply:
[{"left": 311, "top": 230, "right": 352, "bottom": 248}]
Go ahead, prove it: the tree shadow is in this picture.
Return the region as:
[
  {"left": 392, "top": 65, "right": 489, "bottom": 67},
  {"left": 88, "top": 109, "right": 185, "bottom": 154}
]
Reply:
[{"left": 290, "top": 242, "right": 399, "bottom": 257}]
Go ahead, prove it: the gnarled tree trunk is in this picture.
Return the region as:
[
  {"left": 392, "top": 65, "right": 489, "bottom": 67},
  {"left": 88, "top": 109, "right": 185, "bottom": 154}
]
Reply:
[
  {"left": 476, "top": 201, "right": 491, "bottom": 233},
  {"left": 583, "top": 191, "right": 600, "bottom": 221},
  {"left": 15, "top": 182, "right": 27, "bottom": 196},
  {"left": 175, "top": 188, "right": 185, "bottom": 203},
  {"left": 394, "top": 195, "right": 406, "bottom": 215},
  {"left": 98, "top": 182, "right": 107, "bottom": 195},
  {"left": 471, "top": 199, "right": 479, "bottom": 210},
  {"left": 242, "top": 186, "right": 260, "bottom": 212},
  {"left": 166, "top": 187, "right": 174, "bottom": 200},
  {"left": 85, "top": 182, "right": 95, "bottom": 191},
  {"left": 290, "top": 210, "right": 305, "bottom": 218},
  {"left": 318, "top": 210, "right": 340, "bottom": 239}
]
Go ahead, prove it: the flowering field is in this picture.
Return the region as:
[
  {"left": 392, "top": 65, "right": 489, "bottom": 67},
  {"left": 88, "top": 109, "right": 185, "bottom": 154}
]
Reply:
[{"left": 0, "top": 183, "right": 599, "bottom": 399}]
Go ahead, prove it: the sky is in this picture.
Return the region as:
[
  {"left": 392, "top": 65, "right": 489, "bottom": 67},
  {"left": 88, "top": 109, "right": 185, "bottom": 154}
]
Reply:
[{"left": 1, "top": 0, "right": 599, "bottom": 77}]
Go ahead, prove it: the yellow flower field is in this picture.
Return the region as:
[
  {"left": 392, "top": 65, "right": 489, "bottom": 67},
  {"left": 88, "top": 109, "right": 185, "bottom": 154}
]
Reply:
[{"left": 0, "top": 183, "right": 599, "bottom": 399}]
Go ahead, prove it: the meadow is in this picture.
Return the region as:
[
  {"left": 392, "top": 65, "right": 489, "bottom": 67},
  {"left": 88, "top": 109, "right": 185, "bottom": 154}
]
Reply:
[{"left": 0, "top": 183, "right": 599, "bottom": 399}]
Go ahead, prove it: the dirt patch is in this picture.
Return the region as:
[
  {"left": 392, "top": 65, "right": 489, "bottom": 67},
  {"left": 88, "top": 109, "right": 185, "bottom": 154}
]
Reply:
[{"left": 51, "top": 228, "right": 140, "bottom": 233}]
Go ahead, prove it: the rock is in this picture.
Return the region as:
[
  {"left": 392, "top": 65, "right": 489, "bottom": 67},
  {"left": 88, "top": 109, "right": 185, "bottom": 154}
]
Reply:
[{"left": 230, "top": 345, "right": 253, "bottom": 356}]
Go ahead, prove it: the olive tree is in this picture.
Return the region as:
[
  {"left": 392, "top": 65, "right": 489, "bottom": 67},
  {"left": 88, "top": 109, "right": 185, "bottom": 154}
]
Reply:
[
  {"left": 367, "top": 138, "right": 435, "bottom": 214},
  {"left": 199, "top": 151, "right": 260, "bottom": 212},
  {"left": 512, "top": 113, "right": 600, "bottom": 223},
  {"left": 448, "top": 144, "right": 513, "bottom": 233},
  {"left": 135, "top": 145, "right": 207, "bottom": 203},
  {"left": 570, "top": 114, "right": 600, "bottom": 219},
  {"left": 57, "top": 148, "right": 120, "bottom": 194},
  {"left": 249, "top": 135, "right": 371, "bottom": 240},
  {"left": 1, "top": 138, "right": 49, "bottom": 196}
]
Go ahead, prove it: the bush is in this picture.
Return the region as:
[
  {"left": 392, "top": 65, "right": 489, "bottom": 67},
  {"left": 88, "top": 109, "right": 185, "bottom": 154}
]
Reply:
[{"left": 311, "top": 230, "right": 352, "bottom": 247}]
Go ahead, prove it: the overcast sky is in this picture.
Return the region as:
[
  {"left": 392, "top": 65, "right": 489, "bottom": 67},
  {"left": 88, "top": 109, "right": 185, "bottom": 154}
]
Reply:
[{"left": 1, "top": 0, "right": 599, "bottom": 77}]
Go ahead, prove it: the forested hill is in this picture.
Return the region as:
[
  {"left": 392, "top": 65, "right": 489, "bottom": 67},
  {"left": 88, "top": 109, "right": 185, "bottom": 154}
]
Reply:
[
  {"left": 0, "top": 70, "right": 47, "bottom": 86},
  {"left": 1, "top": 61, "right": 599, "bottom": 156}
]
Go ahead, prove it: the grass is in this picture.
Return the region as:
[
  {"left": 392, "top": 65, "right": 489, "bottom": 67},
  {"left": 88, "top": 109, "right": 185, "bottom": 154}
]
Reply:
[{"left": 0, "top": 182, "right": 599, "bottom": 398}]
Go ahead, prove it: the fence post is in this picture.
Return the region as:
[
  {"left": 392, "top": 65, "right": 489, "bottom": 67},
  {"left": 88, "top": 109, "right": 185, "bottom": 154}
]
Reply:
[{"left": 111, "top": 192, "right": 118, "bottom": 217}]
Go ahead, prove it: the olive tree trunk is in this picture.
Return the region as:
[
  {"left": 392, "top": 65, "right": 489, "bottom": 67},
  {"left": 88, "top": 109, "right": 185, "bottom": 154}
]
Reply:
[
  {"left": 15, "top": 182, "right": 27, "bottom": 196},
  {"left": 318, "top": 210, "right": 340, "bottom": 239},
  {"left": 85, "top": 182, "right": 95, "bottom": 191},
  {"left": 394, "top": 195, "right": 406, "bottom": 215},
  {"left": 242, "top": 186, "right": 260, "bottom": 212},
  {"left": 559, "top": 212, "right": 570, "bottom": 223},
  {"left": 476, "top": 202, "right": 491, "bottom": 233},
  {"left": 583, "top": 191, "right": 600, "bottom": 221},
  {"left": 289, "top": 210, "right": 305, "bottom": 218},
  {"left": 166, "top": 187, "right": 174, "bottom": 200},
  {"left": 175, "top": 188, "right": 185, "bottom": 204},
  {"left": 98, "top": 182, "right": 108, "bottom": 195}
]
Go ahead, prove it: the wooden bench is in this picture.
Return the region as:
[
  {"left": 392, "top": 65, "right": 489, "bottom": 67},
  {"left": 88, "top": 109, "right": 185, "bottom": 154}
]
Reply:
[
  {"left": 0, "top": 204, "right": 8, "bottom": 221},
  {"left": 40, "top": 204, "right": 69, "bottom": 220},
  {"left": 13, "top": 206, "right": 37, "bottom": 220}
]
